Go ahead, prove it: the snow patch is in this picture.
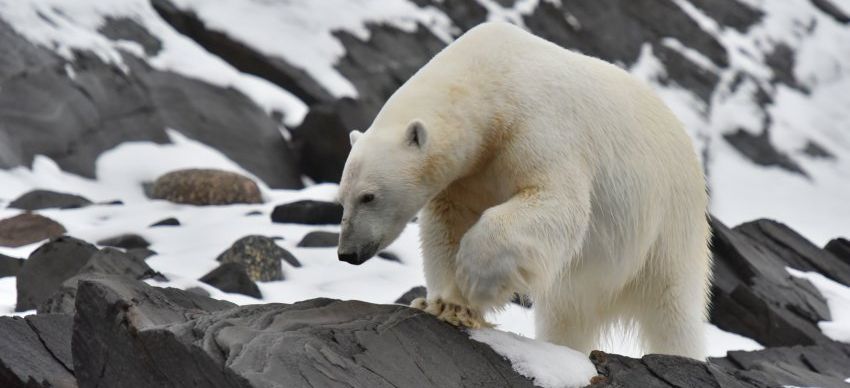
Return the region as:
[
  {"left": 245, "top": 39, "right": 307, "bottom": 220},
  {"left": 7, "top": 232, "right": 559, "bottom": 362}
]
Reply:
[{"left": 788, "top": 267, "right": 850, "bottom": 343}]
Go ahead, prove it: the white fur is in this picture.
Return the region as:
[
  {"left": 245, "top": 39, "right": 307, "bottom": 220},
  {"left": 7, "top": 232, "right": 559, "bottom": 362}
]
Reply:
[{"left": 337, "top": 22, "right": 712, "bottom": 359}]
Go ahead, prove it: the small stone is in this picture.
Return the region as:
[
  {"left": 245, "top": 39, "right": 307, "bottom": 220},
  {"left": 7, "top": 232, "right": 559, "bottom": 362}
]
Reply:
[
  {"left": 0, "top": 213, "right": 66, "bottom": 248},
  {"left": 8, "top": 189, "right": 92, "bottom": 210},
  {"left": 150, "top": 168, "right": 263, "bottom": 205},
  {"left": 216, "top": 235, "right": 300, "bottom": 282},
  {"left": 395, "top": 286, "right": 426, "bottom": 305},
  {"left": 378, "top": 251, "right": 402, "bottom": 263},
  {"left": 200, "top": 263, "right": 262, "bottom": 298},
  {"left": 270, "top": 200, "right": 343, "bottom": 225},
  {"left": 97, "top": 233, "right": 150, "bottom": 249},
  {"left": 149, "top": 217, "right": 180, "bottom": 227},
  {"left": 297, "top": 231, "right": 339, "bottom": 248}
]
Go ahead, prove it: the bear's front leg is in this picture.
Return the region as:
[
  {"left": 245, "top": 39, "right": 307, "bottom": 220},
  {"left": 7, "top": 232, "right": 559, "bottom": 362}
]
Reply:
[
  {"left": 412, "top": 194, "right": 492, "bottom": 329},
  {"left": 455, "top": 185, "right": 591, "bottom": 312}
]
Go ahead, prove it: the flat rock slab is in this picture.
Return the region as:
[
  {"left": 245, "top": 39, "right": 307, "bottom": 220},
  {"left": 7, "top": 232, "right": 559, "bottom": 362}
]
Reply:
[
  {"left": 72, "top": 276, "right": 534, "bottom": 388},
  {"left": 8, "top": 189, "right": 92, "bottom": 210},
  {"left": 0, "top": 314, "right": 76, "bottom": 388},
  {"left": 0, "top": 213, "right": 66, "bottom": 248}
]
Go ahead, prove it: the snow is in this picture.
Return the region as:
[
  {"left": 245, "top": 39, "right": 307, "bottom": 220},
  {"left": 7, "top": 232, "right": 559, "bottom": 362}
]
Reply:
[
  {"left": 470, "top": 328, "right": 597, "bottom": 388},
  {"left": 788, "top": 267, "right": 850, "bottom": 343}
]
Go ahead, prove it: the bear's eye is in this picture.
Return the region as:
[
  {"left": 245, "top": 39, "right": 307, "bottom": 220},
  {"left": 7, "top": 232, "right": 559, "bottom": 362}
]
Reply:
[{"left": 360, "top": 193, "right": 375, "bottom": 204}]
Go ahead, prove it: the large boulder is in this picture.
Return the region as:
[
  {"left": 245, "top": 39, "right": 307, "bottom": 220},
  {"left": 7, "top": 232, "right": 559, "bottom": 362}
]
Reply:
[
  {"left": 150, "top": 169, "right": 263, "bottom": 206},
  {"left": 7, "top": 189, "right": 92, "bottom": 210},
  {"left": 71, "top": 276, "right": 535, "bottom": 388},
  {"left": 15, "top": 237, "right": 99, "bottom": 312},
  {"left": 0, "top": 213, "right": 66, "bottom": 248}
]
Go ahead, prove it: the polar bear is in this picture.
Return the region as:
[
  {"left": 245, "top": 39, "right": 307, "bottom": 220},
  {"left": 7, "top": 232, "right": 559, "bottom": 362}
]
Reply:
[{"left": 336, "top": 22, "right": 711, "bottom": 359}]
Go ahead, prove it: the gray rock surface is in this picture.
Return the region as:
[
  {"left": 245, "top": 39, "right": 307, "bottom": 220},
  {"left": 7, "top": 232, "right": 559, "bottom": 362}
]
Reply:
[
  {"left": 72, "top": 276, "right": 534, "bottom": 388},
  {"left": 270, "top": 200, "right": 343, "bottom": 225},
  {"left": 0, "top": 253, "right": 23, "bottom": 278},
  {"left": 296, "top": 231, "right": 340, "bottom": 248},
  {"left": 0, "top": 213, "right": 66, "bottom": 248},
  {"left": 200, "top": 263, "right": 262, "bottom": 299},
  {"left": 96, "top": 233, "right": 151, "bottom": 249},
  {"left": 8, "top": 190, "right": 92, "bottom": 211},
  {"left": 16, "top": 237, "right": 98, "bottom": 312},
  {"left": 0, "top": 314, "right": 76, "bottom": 388}
]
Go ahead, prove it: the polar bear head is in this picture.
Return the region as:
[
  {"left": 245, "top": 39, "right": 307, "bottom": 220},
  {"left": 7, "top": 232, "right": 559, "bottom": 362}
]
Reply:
[{"left": 336, "top": 120, "right": 434, "bottom": 265}]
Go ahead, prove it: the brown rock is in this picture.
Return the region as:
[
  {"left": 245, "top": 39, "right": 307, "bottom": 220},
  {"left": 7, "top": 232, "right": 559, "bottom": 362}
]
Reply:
[
  {"left": 150, "top": 168, "right": 263, "bottom": 205},
  {"left": 0, "top": 213, "right": 66, "bottom": 248}
]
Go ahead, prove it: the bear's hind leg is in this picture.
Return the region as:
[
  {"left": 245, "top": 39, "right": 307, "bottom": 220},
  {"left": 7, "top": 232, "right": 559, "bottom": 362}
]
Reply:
[
  {"left": 635, "top": 272, "right": 708, "bottom": 359},
  {"left": 534, "top": 299, "right": 603, "bottom": 355}
]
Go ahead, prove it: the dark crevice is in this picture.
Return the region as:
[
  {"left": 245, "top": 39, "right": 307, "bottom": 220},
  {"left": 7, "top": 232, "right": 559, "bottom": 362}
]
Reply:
[{"left": 23, "top": 319, "right": 74, "bottom": 375}]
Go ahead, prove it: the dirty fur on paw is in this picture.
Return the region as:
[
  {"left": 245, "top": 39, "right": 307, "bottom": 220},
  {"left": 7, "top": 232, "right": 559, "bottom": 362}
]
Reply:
[{"left": 410, "top": 298, "right": 492, "bottom": 329}]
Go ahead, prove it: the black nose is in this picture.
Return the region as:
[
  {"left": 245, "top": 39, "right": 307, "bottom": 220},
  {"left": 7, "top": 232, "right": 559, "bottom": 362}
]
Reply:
[{"left": 338, "top": 252, "right": 360, "bottom": 265}]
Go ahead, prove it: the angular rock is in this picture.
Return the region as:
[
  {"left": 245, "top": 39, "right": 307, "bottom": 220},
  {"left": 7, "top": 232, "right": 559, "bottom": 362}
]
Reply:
[
  {"left": 8, "top": 189, "right": 92, "bottom": 210},
  {"left": 0, "top": 315, "right": 77, "bottom": 388},
  {"left": 0, "top": 253, "right": 23, "bottom": 278},
  {"left": 723, "top": 129, "right": 807, "bottom": 176},
  {"left": 825, "top": 237, "right": 850, "bottom": 265},
  {"left": 216, "top": 235, "right": 298, "bottom": 282},
  {"left": 184, "top": 286, "right": 210, "bottom": 297},
  {"left": 150, "top": 168, "right": 263, "bottom": 206},
  {"left": 16, "top": 236, "right": 98, "bottom": 312},
  {"left": 296, "top": 231, "right": 339, "bottom": 248},
  {"left": 150, "top": 217, "right": 180, "bottom": 227},
  {"left": 24, "top": 314, "right": 75, "bottom": 373},
  {"left": 126, "top": 248, "right": 157, "bottom": 261},
  {"left": 394, "top": 286, "right": 426, "bottom": 305},
  {"left": 708, "top": 218, "right": 834, "bottom": 347},
  {"left": 97, "top": 233, "right": 150, "bottom": 249},
  {"left": 200, "top": 263, "right": 262, "bottom": 298},
  {"left": 72, "top": 276, "right": 533, "bottom": 388},
  {"left": 39, "top": 247, "right": 165, "bottom": 314},
  {"left": 270, "top": 200, "right": 343, "bottom": 225},
  {"left": 0, "top": 213, "right": 66, "bottom": 248}
]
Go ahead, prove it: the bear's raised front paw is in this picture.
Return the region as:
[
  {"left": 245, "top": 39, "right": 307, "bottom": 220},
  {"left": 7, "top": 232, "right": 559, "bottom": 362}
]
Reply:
[{"left": 410, "top": 298, "right": 492, "bottom": 329}]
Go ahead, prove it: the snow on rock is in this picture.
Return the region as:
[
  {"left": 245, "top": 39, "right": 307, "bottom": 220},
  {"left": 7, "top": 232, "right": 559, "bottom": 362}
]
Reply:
[
  {"left": 470, "top": 328, "right": 596, "bottom": 388},
  {"left": 788, "top": 267, "right": 850, "bottom": 343}
]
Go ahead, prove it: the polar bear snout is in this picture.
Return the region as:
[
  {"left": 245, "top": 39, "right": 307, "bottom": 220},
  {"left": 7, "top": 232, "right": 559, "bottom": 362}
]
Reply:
[{"left": 337, "top": 241, "right": 378, "bottom": 265}]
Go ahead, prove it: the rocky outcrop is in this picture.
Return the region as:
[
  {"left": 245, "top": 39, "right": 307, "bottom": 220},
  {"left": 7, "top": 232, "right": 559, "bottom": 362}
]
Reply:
[
  {"left": 0, "top": 213, "right": 66, "bottom": 248},
  {"left": 7, "top": 190, "right": 92, "bottom": 211},
  {"left": 72, "top": 276, "right": 535, "bottom": 388},
  {"left": 150, "top": 169, "right": 264, "bottom": 205},
  {"left": 0, "top": 314, "right": 76, "bottom": 388}
]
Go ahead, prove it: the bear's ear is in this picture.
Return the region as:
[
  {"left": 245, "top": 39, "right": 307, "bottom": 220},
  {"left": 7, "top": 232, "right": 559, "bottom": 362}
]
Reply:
[
  {"left": 406, "top": 120, "right": 427, "bottom": 149},
  {"left": 349, "top": 130, "right": 363, "bottom": 146}
]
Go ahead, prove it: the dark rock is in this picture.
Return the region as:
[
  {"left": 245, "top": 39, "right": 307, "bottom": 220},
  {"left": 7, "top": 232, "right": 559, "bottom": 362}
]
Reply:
[
  {"left": 99, "top": 17, "right": 162, "bottom": 56},
  {"left": 723, "top": 129, "right": 807, "bottom": 176},
  {"left": 0, "top": 213, "right": 66, "bottom": 248},
  {"left": 688, "top": 0, "right": 764, "bottom": 32},
  {"left": 764, "top": 43, "right": 808, "bottom": 92},
  {"left": 377, "top": 251, "right": 402, "bottom": 263},
  {"left": 289, "top": 100, "right": 358, "bottom": 183},
  {"left": 151, "top": 0, "right": 333, "bottom": 106},
  {"left": 411, "top": 0, "right": 487, "bottom": 32},
  {"left": 15, "top": 236, "right": 98, "bottom": 312},
  {"left": 7, "top": 189, "right": 92, "bottom": 210},
  {"left": 150, "top": 168, "right": 263, "bottom": 205},
  {"left": 216, "top": 235, "right": 299, "bottom": 282},
  {"left": 150, "top": 217, "right": 180, "bottom": 227},
  {"left": 39, "top": 248, "right": 165, "bottom": 314},
  {"left": 200, "top": 263, "right": 262, "bottom": 298},
  {"left": 126, "top": 248, "right": 157, "bottom": 260},
  {"left": 184, "top": 286, "right": 210, "bottom": 297},
  {"left": 97, "top": 233, "right": 150, "bottom": 249},
  {"left": 802, "top": 141, "right": 834, "bottom": 159},
  {"left": 270, "top": 200, "right": 343, "bottom": 225},
  {"left": 394, "top": 286, "right": 426, "bottom": 305},
  {"left": 0, "top": 315, "right": 77, "bottom": 388},
  {"left": 825, "top": 238, "right": 850, "bottom": 265},
  {"left": 709, "top": 218, "right": 834, "bottom": 347},
  {"left": 72, "top": 276, "right": 533, "bottom": 388},
  {"left": 810, "top": 0, "right": 850, "bottom": 24},
  {"left": 0, "top": 253, "right": 23, "bottom": 278},
  {"left": 589, "top": 344, "right": 850, "bottom": 388},
  {"left": 0, "top": 19, "right": 302, "bottom": 189},
  {"left": 244, "top": 210, "right": 263, "bottom": 216},
  {"left": 297, "top": 231, "right": 339, "bottom": 248},
  {"left": 24, "top": 314, "right": 75, "bottom": 373}
]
